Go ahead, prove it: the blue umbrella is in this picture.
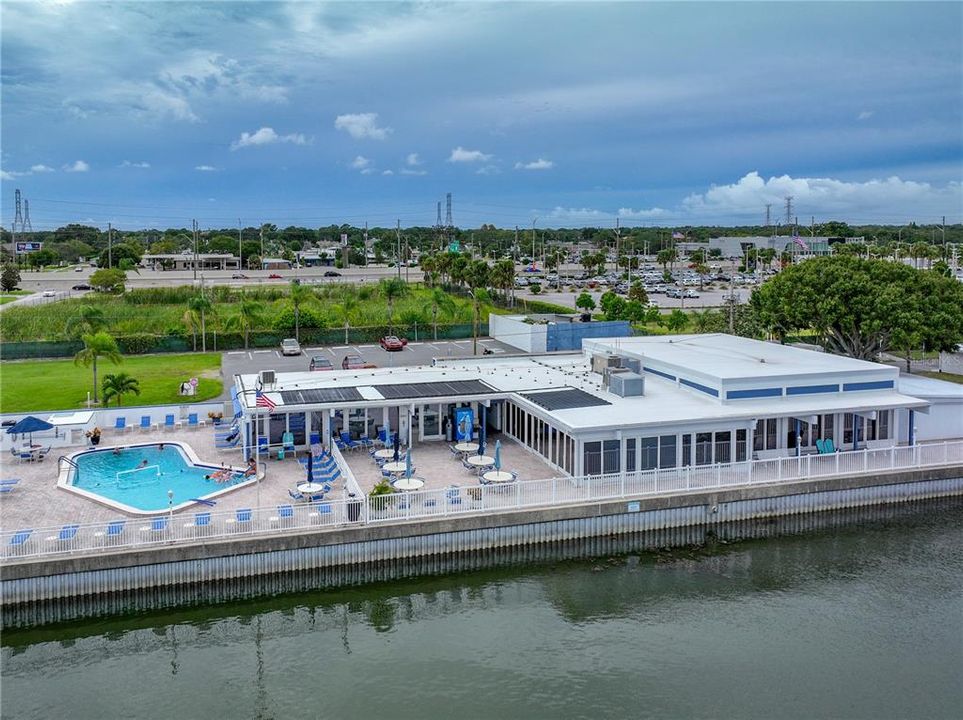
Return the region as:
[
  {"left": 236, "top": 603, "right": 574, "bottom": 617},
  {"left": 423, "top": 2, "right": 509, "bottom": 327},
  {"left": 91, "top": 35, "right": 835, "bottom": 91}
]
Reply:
[
  {"left": 393, "top": 430, "right": 400, "bottom": 462},
  {"left": 6, "top": 416, "right": 54, "bottom": 446},
  {"left": 306, "top": 451, "right": 314, "bottom": 482},
  {"left": 478, "top": 406, "right": 487, "bottom": 456},
  {"left": 494, "top": 440, "right": 502, "bottom": 471},
  {"left": 405, "top": 448, "right": 412, "bottom": 479},
  {"left": 383, "top": 414, "right": 391, "bottom": 446}
]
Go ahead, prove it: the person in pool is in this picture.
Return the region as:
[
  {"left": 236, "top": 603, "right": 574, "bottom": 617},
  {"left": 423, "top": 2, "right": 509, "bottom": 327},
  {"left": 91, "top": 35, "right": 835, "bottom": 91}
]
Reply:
[
  {"left": 204, "top": 464, "right": 231, "bottom": 482},
  {"left": 137, "top": 459, "right": 149, "bottom": 469},
  {"left": 243, "top": 457, "right": 257, "bottom": 478},
  {"left": 112, "top": 447, "right": 122, "bottom": 456}
]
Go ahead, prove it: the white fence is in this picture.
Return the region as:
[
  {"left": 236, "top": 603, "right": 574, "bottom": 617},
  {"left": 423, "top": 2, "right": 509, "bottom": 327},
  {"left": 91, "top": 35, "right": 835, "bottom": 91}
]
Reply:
[{"left": 3, "top": 440, "right": 962, "bottom": 561}]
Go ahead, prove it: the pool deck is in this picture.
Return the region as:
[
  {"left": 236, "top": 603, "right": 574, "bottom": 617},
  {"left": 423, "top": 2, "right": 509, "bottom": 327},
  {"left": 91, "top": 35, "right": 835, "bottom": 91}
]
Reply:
[{"left": 0, "top": 427, "right": 328, "bottom": 531}]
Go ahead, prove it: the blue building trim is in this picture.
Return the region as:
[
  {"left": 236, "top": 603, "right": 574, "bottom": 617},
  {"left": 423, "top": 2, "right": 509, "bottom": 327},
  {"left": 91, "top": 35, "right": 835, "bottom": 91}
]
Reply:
[
  {"left": 680, "top": 378, "right": 719, "bottom": 397},
  {"left": 786, "top": 384, "right": 839, "bottom": 396},
  {"left": 643, "top": 366, "right": 676, "bottom": 382},
  {"left": 843, "top": 380, "right": 895, "bottom": 392},
  {"left": 727, "top": 387, "right": 782, "bottom": 400}
]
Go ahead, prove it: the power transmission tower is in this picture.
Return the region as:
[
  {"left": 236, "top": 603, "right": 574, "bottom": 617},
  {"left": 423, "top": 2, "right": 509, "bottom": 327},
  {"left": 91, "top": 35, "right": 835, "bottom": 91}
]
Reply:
[
  {"left": 23, "top": 199, "right": 32, "bottom": 232},
  {"left": 784, "top": 196, "right": 794, "bottom": 227},
  {"left": 436, "top": 201, "right": 442, "bottom": 228},
  {"left": 445, "top": 192, "right": 453, "bottom": 244},
  {"left": 765, "top": 204, "right": 771, "bottom": 236},
  {"left": 13, "top": 189, "right": 23, "bottom": 241}
]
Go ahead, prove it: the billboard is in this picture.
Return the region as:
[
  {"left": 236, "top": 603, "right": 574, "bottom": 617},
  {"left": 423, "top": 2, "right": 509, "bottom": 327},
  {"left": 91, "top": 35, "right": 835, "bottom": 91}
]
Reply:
[
  {"left": 454, "top": 407, "right": 474, "bottom": 442},
  {"left": 340, "top": 233, "right": 348, "bottom": 246},
  {"left": 16, "top": 242, "right": 42, "bottom": 253}
]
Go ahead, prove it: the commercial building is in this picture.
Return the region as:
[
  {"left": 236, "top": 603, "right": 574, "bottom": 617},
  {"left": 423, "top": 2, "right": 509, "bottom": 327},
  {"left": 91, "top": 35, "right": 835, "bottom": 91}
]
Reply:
[
  {"left": 677, "top": 236, "right": 865, "bottom": 259},
  {"left": 141, "top": 253, "right": 240, "bottom": 271}
]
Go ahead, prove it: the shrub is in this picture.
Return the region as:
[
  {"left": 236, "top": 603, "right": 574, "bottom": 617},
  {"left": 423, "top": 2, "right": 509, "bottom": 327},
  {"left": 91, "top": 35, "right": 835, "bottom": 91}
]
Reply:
[{"left": 271, "top": 304, "right": 327, "bottom": 330}]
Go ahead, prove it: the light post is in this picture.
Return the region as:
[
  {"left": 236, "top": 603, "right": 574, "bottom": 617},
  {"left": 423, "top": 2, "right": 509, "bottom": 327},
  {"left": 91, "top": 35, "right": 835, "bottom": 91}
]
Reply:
[
  {"left": 468, "top": 289, "right": 478, "bottom": 356},
  {"left": 167, "top": 489, "right": 174, "bottom": 538}
]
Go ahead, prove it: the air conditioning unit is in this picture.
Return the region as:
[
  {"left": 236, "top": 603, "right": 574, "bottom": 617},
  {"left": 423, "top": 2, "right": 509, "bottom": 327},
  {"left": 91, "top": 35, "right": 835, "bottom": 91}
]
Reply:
[
  {"left": 609, "top": 371, "right": 645, "bottom": 397},
  {"left": 592, "top": 353, "right": 622, "bottom": 375},
  {"left": 259, "top": 370, "right": 276, "bottom": 387}
]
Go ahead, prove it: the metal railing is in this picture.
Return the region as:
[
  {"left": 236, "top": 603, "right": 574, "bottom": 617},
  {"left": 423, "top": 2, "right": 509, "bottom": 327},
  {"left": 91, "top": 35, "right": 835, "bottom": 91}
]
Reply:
[{"left": 3, "top": 440, "right": 962, "bottom": 561}]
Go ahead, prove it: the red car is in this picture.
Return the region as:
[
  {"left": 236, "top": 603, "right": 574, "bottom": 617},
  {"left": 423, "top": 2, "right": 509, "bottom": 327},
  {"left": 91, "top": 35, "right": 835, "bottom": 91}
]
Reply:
[
  {"left": 267, "top": 273, "right": 283, "bottom": 279},
  {"left": 379, "top": 335, "right": 408, "bottom": 351},
  {"left": 342, "top": 354, "right": 377, "bottom": 370}
]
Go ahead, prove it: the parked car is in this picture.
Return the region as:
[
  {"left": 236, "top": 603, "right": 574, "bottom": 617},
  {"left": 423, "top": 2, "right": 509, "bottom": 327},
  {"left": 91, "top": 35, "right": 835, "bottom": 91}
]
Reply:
[
  {"left": 71, "top": 283, "right": 92, "bottom": 291},
  {"left": 323, "top": 270, "right": 341, "bottom": 277},
  {"left": 42, "top": 289, "right": 57, "bottom": 297},
  {"left": 232, "top": 273, "right": 249, "bottom": 279},
  {"left": 268, "top": 273, "right": 283, "bottom": 279},
  {"left": 683, "top": 289, "right": 700, "bottom": 299},
  {"left": 280, "top": 338, "right": 301, "bottom": 356},
  {"left": 342, "top": 354, "right": 376, "bottom": 370},
  {"left": 380, "top": 335, "right": 408, "bottom": 351},
  {"left": 74, "top": 266, "right": 84, "bottom": 272},
  {"left": 309, "top": 355, "right": 334, "bottom": 371}
]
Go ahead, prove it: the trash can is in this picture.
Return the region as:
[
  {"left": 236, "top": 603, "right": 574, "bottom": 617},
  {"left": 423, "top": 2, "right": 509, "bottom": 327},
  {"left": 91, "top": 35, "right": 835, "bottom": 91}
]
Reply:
[{"left": 347, "top": 493, "right": 362, "bottom": 522}]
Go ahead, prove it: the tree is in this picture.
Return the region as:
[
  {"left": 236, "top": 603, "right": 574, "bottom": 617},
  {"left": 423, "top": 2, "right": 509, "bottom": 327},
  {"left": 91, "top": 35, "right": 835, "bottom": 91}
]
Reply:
[
  {"left": 101, "top": 372, "right": 141, "bottom": 407},
  {"left": 660, "top": 309, "right": 689, "bottom": 333},
  {"left": 379, "top": 277, "right": 408, "bottom": 331},
  {"left": 627, "top": 282, "right": 648, "bottom": 306},
  {"left": 489, "top": 258, "right": 516, "bottom": 306},
  {"left": 1, "top": 263, "right": 20, "bottom": 291},
  {"left": 65, "top": 305, "right": 107, "bottom": 337},
  {"left": 89, "top": 268, "right": 127, "bottom": 293},
  {"left": 335, "top": 295, "right": 359, "bottom": 344},
  {"left": 689, "top": 309, "right": 723, "bottom": 334},
  {"left": 27, "top": 248, "right": 58, "bottom": 268},
  {"left": 73, "top": 331, "right": 122, "bottom": 404},
  {"left": 288, "top": 280, "right": 311, "bottom": 342},
  {"left": 575, "top": 292, "right": 596, "bottom": 313},
  {"left": 224, "top": 299, "right": 263, "bottom": 349},
  {"left": 657, "top": 248, "right": 677, "bottom": 271},
  {"left": 97, "top": 242, "right": 142, "bottom": 269},
  {"left": 188, "top": 293, "right": 213, "bottom": 352},
  {"left": 599, "top": 291, "right": 626, "bottom": 321},
  {"left": 429, "top": 287, "right": 456, "bottom": 340},
  {"left": 751, "top": 255, "right": 963, "bottom": 361}
]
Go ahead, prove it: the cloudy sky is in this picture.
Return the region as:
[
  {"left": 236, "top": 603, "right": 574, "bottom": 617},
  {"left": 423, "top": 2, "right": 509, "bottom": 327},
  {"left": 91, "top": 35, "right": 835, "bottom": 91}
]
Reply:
[{"left": 2, "top": 1, "right": 961, "bottom": 230}]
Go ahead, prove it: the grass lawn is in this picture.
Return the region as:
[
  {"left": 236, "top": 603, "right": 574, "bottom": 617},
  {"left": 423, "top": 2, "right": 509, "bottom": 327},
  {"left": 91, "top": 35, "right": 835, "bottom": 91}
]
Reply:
[
  {"left": 0, "top": 290, "right": 31, "bottom": 305},
  {"left": 917, "top": 371, "right": 963, "bottom": 385},
  {"left": 0, "top": 353, "right": 222, "bottom": 413}
]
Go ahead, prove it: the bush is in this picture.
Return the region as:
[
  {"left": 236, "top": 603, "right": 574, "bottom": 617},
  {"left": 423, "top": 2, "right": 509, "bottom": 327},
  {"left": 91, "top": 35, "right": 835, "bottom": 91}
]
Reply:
[
  {"left": 271, "top": 304, "right": 327, "bottom": 330},
  {"left": 116, "top": 333, "right": 160, "bottom": 355}
]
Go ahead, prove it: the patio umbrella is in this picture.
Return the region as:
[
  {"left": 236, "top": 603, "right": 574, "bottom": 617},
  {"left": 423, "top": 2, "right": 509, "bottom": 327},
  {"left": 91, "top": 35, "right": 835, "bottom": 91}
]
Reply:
[
  {"left": 383, "top": 414, "right": 391, "bottom": 446},
  {"left": 393, "top": 430, "right": 400, "bottom": 462},
  {"left": 306, "top": 451, "right": 314, "bottom": 482},
  {"left": 6, "top": 416, "right": 54, "bottom": 446},
  {"left": 478, "top": 411, "right": 487, "bottom": 457},
  {"left": 405, "top": 448, "right": 412, "bottom": 479},
  {"left": 494, "top": 440, "right": 502, "bottom": 471}
]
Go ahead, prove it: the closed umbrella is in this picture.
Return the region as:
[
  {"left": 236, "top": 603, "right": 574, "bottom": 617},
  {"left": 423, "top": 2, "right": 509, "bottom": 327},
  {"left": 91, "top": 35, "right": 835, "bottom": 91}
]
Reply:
[
  {"left": 6, "top": 416, "right": 54, "bottom": 446},
  {"left": 393, "top": 430, "right": 400, "bottom": 462},
  {"left": 383, "top": 415, "right": 391, "bottom": 446},
  {"left": 478, "top": 407, "right": 487, "bottom": 457},
  {"left": 306, "top": 451, "right": 314, "bottom": 483},
  {"left": 405, "top": 449, "right": 412, "bottom": 479},
  {"left": 494, "top": 440, "right": 502, "bottom": 471}
]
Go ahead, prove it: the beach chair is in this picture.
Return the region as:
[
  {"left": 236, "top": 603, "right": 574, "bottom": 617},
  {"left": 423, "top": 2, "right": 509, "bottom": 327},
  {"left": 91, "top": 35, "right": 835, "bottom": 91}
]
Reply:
[
  {"left": 446, "top": 487, "right": 462, "bottom": 505},
  {"left": 225, "top": 508, "right": 253, "bottom": 532},
  {"left": 140, "top": 517, "right": 168, "bottom": 536},
  {"left": 95, "top": 520, "right": 126, "bottom": 544},
  {"left": 0, "top": 485, "right": 16, "bottom": 495},
  {"left": 9, "top": 529, "right": 32, "bottom": 552},
  {"left": 269, "top": 504, "right": 295, "bottom": 526},
  {"left": 46, "top": 524, "right": 80, "bottom": 544},
  {"left": 0, "top": 479, "right": 20, "bottom": 486},
  {"left": 257, "top": 437, "right": 269, "bottom": 456},
  {"left": 215, "top": 434, "right": 240, "bottom": 450},
  {"left": 288, "top": 488, "right": 306, "bottom": 502},
  {"left": 825, "top": 439, "right": 837, "bottom": 453},
  {"left": 357, "top": 435, "right": 374, "bottom": 448},
  {"left": 16, "top": 448, "right": 33, "bottom": 463},
  {"left": 162, "top": 414, "right": 176, "bottom": 432},
  {"left": 139, "top": 416, "right": 152, "bottom": 432},
  {"left": 282, "top": 431, "right": 296, "bottom": 455},
  {"left": 183, "top": 512, "right": 212, "bottom": 534},
  {"left": 187, "top": 413, "right": 204, "bottom": 429},
  {"left": 114, "top": 417, "right": 127, "bottom": 433}
]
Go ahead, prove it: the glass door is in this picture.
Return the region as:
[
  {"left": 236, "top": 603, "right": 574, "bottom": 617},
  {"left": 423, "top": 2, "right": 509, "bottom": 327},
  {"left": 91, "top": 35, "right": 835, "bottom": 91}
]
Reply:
[{"left": 420, "top": 404, "right": 443, "bottom": 441}]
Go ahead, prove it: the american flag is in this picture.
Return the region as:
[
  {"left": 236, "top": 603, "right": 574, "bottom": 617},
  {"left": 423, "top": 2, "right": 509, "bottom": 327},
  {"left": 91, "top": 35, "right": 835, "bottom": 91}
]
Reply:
[
  {"left": 671, "top": 231, "right": 685, "bottom": 240},
  {"left": 792, "top": 235, "right": 810, "bottom": 251},
  {"left": 255, "top": 388, "right": 276, "bottom": 412}
]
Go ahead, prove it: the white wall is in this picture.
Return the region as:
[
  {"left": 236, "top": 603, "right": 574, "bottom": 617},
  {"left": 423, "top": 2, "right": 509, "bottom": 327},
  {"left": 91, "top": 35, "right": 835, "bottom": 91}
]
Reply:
[
  {"left": 896, "top": 403, "right": 963, "bottom": 444},
  {"left": 489, "top": 315, "right": 547, "bottom": 353}
]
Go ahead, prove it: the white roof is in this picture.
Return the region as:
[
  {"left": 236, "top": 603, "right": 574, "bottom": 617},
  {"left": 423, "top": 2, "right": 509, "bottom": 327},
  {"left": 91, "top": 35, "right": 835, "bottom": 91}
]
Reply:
[
  {"left": 897, "top": 374, "right": 963, "bottom": 401},
  {"left": 46, "top": 411, "right": 95, "bottom": 426}
]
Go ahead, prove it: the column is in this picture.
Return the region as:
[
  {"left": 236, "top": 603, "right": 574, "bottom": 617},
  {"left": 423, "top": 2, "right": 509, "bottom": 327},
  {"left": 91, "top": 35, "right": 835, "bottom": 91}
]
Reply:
[{"left": 908, "top": 409, "right": 915, "bottom": 446}]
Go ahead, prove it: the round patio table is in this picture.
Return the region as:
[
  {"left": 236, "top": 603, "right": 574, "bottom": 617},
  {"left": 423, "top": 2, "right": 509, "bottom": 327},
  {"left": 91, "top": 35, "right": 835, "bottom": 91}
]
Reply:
[
  {"left": 381, "top": 461, "right": 407, "bottom": 474},
  {"left": 297, "top": 482, "right": 326, "bottom": 494},
  {"left": 454, "top": 442, "right": 479, "bottom": 454},
  {"left": 482, "top": 470, "right": 514, "bottom": 484},
  {"left": 391, "top": 477, "right": 425, "bottom": 491},
  {"left": 466, "top": 455, "right": 495, "bottom": 468},
  {"left": 374, "top": 449, "right": 397, "bottom": 460}
]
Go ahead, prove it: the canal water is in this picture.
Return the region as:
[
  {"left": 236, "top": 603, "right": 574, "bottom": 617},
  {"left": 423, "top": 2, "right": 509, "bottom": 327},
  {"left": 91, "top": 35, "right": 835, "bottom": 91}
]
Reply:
[{"left": 3, "top": 503, "right": 962, "bottom": 720}]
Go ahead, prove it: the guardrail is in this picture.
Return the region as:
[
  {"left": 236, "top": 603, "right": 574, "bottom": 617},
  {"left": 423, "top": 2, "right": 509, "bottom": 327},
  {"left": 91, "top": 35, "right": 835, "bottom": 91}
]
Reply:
[{"left": 3, "top": 440, "right": 962, "bottom": 561}]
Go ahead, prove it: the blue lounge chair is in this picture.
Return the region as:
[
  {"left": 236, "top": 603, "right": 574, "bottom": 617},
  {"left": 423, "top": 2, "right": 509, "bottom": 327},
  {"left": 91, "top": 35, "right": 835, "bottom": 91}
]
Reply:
[
  {"left": 139, "top": 415, "right": 152, "bottom": 432},
  {"left": 114, "top": 417, "right": 127, "bottom": 433},
  {"left": 288, "top": 489, "right": 306, "bottom": 501},
  {"left": 0, "top": 479, "right": 20, "bottom": 485},
  {"left": 141, "top": 517, "right": 168, "bottom": 535},
  {"left": 187, "top": 413, "right": 202, "bottom": 430},
  {"left": 163, "top": 414, "right": 176, "bottom": 431},
  {"left": 270, "top": 504, "right": 295, "bottom": 525},
  {"left": 9, "top": 529, "right": 32, "bottom": 549},
  {"left": 227, "top": 508, "right": 253, "bottom": 531},
  {"left": 184, "top": 512, "right": 211, "bottom": 531},
  {"left": 257, "top": 437, "right": 269, "bottom": 456},
  {"left": 215, "top": 434, "right": 240, "bottom": 450},
  {"left": 96, "top": 520, "right": 126, "bottom": 542},
  {"left": 47, "top": 524, "right": 79, "bottom": 543},
  {"left": 0, "top": 486, "right": 16, "bottom": 495}
]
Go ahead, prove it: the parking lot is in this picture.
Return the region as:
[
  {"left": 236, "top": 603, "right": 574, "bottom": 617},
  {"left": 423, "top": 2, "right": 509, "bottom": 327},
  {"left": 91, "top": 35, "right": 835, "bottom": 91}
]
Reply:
[{"left": 221, "top": 337, "right": 517, "bottom": 384}]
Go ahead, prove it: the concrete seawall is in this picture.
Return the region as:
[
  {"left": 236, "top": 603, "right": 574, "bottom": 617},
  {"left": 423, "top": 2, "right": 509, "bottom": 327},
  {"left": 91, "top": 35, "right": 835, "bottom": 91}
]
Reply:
[{"left": 3, "top": 467, "right": 962, "bottom": 627}]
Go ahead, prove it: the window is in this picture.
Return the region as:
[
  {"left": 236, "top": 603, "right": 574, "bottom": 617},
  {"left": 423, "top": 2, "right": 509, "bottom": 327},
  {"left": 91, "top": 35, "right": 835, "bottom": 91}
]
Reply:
[
  {"left": 682, "top": 434, "right": 692, "bottom": 466},
  {"left": 844, "top": 413, "right": 853, "bottom": 445},
  {"left": 626, "top": 438, "right": 637, "bottom": 472},
  {"left": 603, "top": 440, "right": 620, "bottom": 474},
  {"left": 640, "top": 437, "right": 658, "bottom": 470},
  {"left": 696, "top": 432, "right": 712, "bottom": 465},
  {"left": 583, "top": 441, "right": 601, "bottom": 475},
  {"left": 822, "top": 414, "right": 834, "bottom": 442},
  {"left": 879, "top": 410, "right": 890, "bottom": 440},
  {"left": 766, "top": 418, "right": 778, "bottom": 450},
  {"left": 866, "top": 415, "right": 877, "bottom": 442},
  {"left": 659, "top": 435, "right": 677, "bottom": 468},
  {"left": 714, "top": 431, "right": 731, "bottom": 464},
  {"left": 565, "top": 434, "right": 575, "bottom": 474},
  {"left": 736, "top": 429, "right": 747, "bottom": 462},
  {"left": 800, "top": 420, "right": 810, "bottom": 447},
  {"left": 753, "top": 422, "right": 764, "bottom": 452}
]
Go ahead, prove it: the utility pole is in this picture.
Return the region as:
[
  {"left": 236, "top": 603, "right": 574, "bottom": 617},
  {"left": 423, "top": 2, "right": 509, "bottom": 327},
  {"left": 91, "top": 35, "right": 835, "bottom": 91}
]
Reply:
[
  {"left": 238, "top": 218, "right": 243, "bottom": 271},
  {"left": 192, "top": 219, "right": 198, "bottom": 282},
  {"left": 765, "top": 204, "right": 772, "bottom": 237},
  {"left": 941, "top": 215, "right": 946, "bottom": 247},
  {"left": 108, "top": 222, "right": 113, "bottom": 268},
  {"left": 514, "top": 225, "right": 519, "bottom": 261},
  {"left": 531, "top": 219, "right": 536, "bottom": 267},
  {"left": 259, "top": 225, "right": 264, "bottom": 268},
  {"left": 396, "top": 220, "right": 402, "bottom": 280},
  {"left": 784, "top": 196, "right": 794, "bottom": 229},
  {"left": 364, "top": 221, "right": 369, "bottom": 268},
  {"left": 614, "top": 218, "right": 622, "bottom": 274},
  {"left": 405, "top": 238, "right": 410, "bottom": 282}
]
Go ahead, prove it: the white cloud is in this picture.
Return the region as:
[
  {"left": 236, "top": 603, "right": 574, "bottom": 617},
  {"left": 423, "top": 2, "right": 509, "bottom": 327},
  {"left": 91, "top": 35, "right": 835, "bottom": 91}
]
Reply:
[
  {"left": 360, "top": 168, "right": 374, "bottom": 175},
  {"left": 547, "top": 206, "right": 610, "bottom": 222},
  {"left": 120, "top": 160, "right": 150, "bottom": 169},
  {"left": 382, "top": 170, "right": 394, "bottom": 176},
  {"left": 351, "top": 155, "right": 372, "bottom": 170},
  {"left": 334, "top": 112, "right": 392, "bottom": 140},
  {"left": 194, "top": 165, "right": 218, "bottom": 171},
  {"left": 681, "top": 171, "right": 961, "bottom": 220},
  {"left": 449, "top": 146, "right": 492, "bottom": 163},
  {"left": 400, "top": 168, "right": 427, "bottom": 176},
  {"left": 617, "top": 207, "right": 668, "bottom": 219},
  {"left": 63, "top": 160, "right": 89, "bottom": 172},
  {"left": 30, "top": 164, "right": 55, "bottom": 173},
  {"left": 231, "top": 126, "right": 307, "bottom": 150},
  {"left": 857, "top": 110, "right": 874, "bottom": 120},
  {"left": 141, "top": 89, "right": 199, "bottom": 122},
  {"left": 475, "top": 165, "right": 501, "bottom": 175},
  {"left": 406, "top": 153, "right": 422, "bottom": 166},
  {"left": 514, "top": 158, "right": 554, "bottom": 170},
  {"left": 0, "top": 170, "right": 18, "bottom": 181}
]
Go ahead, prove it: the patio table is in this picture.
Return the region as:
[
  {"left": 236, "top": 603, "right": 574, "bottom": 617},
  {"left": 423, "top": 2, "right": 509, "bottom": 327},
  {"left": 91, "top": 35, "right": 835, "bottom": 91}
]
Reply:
[
  {"left": 482, "top": 470, "right": 514, "bottom": 484},
  {"left": 391, "top": 477, "right": 425, "bottom": 491},
  {"left": 374, "top": 449, "right": 397, "bottom": 460},
  {"left": 381, "top": 461, "right": 407, "bottom": 474},
  {"left": 454, "top": 442, "right": 479, "bottom": 454},
  {"left": 466, "top": 455, "right": 495, "bottom": 468},
  {"left": 297, "top": 482, "right": 327, "bottom": 495}
]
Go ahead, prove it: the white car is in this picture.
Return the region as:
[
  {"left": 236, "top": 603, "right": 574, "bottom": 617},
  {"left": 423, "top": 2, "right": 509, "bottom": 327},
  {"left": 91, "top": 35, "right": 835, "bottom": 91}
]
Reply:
[
  {"left": 280, "top": 338, "right": 301, "bottom": 356},
  {"left": 42, "top": 289, "right": 57, "bottom": 298}
]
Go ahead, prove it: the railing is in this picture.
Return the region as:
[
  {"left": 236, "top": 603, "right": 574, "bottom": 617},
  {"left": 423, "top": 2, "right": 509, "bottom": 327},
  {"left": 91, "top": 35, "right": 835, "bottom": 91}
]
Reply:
[{"left": 3, "top": 440, "right": 962, "bottom": 561}]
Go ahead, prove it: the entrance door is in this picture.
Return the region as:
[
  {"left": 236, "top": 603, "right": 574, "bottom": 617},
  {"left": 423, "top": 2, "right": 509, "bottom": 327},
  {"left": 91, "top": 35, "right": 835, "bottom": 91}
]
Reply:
[{"left": 420, "top": 404, "right": 443, "bottom": 441}]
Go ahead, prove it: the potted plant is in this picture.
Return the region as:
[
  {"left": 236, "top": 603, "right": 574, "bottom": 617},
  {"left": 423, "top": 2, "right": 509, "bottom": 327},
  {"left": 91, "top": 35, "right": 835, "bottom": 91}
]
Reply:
[
  {"left": 208, "top": 411, "right": 223, "bottom": 426},
  {"left": 368, "top": 478, "right": 396, "bottom": 517},
  {"left": 86, "top": 427, "right": 102, "bottom": 446}
]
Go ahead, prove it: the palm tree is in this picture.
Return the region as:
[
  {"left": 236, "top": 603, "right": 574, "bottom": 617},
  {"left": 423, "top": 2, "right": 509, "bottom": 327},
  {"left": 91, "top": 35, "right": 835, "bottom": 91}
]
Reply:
[
  {"left": 65, "top": 304, "right": 106, "bottom": 337},
  {"left": 73, "top": 331, "right": 122, "bottom": 404},
  {"left": 289, "top": 280, "right": 311, "bottom": 341},
  {"left": 467, "top": 288, "right": 490, "bottom": 355},
  {"left": 429, "top": 287, "right": 456, "bottom": 340},
  {"left": 101, "top": 372, "right": 141, "bottom": 407},
  {"left": 188, "top": 294, "right": 213, "bottom": 352},
  {"left": 182, "top": 305, "right": 200, "bottom": 351},
  {"left": 689, "top": 309, "right": 720, "bottom": 334},
  {"left": 335, "top": 295, "right": 359, "bottom": 344},
  {"left": 379, "top": 277, "right": 408, "bottom": 332},
  {"left": 225, "top": 299, "right": 263, "bottom": 349}
]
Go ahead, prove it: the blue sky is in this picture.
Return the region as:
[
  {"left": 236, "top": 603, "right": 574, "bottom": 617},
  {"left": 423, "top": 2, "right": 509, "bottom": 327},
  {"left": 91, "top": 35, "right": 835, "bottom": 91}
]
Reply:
[{"left": 2, "top": 1, "right": 961, "bottom": 230}]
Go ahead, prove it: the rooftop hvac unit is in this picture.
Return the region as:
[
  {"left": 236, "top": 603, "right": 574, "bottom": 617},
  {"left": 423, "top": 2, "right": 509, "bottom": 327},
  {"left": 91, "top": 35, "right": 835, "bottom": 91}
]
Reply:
[
  {"left": 622, "top": 357, "right": 642, "bottom": 375},
  {"left": 259, "top": 370, "right": 276, "bottom": 387},
  {"left": 609, "top": 371, "right": 645, "bottom": 398},
  {"left": 592, "top": 353, "right": 622, "bottom": 375}
]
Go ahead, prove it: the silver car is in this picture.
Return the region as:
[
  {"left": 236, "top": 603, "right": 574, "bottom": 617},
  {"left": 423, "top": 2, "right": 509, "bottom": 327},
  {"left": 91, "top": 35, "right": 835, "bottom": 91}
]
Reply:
[{"left": 280, "top": 338, "right": 301, "bottom": 356}]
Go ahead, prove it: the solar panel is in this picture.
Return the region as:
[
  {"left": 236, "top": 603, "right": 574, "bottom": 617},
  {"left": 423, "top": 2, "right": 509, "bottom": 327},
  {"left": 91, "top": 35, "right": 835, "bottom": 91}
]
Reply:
[
  {"left": 520, "top": 388, "right": 611, "bottom": 411},
  {"left": 373, "top": 379, "right": 495, "bottom": 400},
  {"left": 279, "top": 387, "right": 364, "bottom": 405}
]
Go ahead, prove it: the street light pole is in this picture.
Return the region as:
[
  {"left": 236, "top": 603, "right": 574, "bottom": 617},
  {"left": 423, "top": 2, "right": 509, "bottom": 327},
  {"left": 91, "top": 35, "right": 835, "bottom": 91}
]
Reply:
[
  {"left": 167, "top": 489, "right": 174, "bottom": 539},
  {"left": 468, "top": 290, "right": 478, "bottom": 356}
]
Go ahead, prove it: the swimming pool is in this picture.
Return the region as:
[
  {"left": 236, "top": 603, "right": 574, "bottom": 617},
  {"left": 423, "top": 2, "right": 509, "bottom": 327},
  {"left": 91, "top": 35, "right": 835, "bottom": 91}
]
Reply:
[{"left": 63, "top": 443, "right": 252, "bottom": 514}]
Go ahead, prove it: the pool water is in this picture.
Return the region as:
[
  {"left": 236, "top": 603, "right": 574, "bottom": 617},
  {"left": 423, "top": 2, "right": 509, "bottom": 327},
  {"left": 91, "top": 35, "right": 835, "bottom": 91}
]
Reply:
[{"left": 72, "top": 444, "right": 243, "bottom": 512}]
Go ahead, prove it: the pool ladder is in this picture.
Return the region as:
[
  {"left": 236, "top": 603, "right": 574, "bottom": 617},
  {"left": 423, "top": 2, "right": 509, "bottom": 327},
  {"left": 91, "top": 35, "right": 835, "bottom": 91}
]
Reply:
[{"left": 59, "top": 455, "right": 79, "bottom": 472}]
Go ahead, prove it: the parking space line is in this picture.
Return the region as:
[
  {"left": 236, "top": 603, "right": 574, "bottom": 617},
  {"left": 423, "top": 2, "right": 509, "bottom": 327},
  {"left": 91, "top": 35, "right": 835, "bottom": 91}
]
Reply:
[{"left": 226, "top": 351, "right": 246, "bottom": 355}]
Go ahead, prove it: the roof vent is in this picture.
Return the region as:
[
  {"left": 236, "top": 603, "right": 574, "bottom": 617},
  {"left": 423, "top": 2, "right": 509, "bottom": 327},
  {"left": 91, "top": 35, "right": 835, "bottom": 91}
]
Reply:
[{"left": 259, "top": 370, "right": 276, "bottom": 387}]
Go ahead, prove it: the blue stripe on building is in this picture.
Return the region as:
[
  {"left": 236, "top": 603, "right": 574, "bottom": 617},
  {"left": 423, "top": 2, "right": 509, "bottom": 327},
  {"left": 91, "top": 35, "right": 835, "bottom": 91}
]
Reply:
[
  {"left": 786, "top": 384, "right": 840, "bottom": 396},
  {"left": 726, "top": 387, "right": 783, "bottom": 400},
  {"left": 643, "top": 366, "right": 676, "bottom": 382},
  {"left": 680, "top": 378, "right": 719, "bottom": 397},
  {"left": 843, "top": 380, "right": 895, "bottom": 391}
]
